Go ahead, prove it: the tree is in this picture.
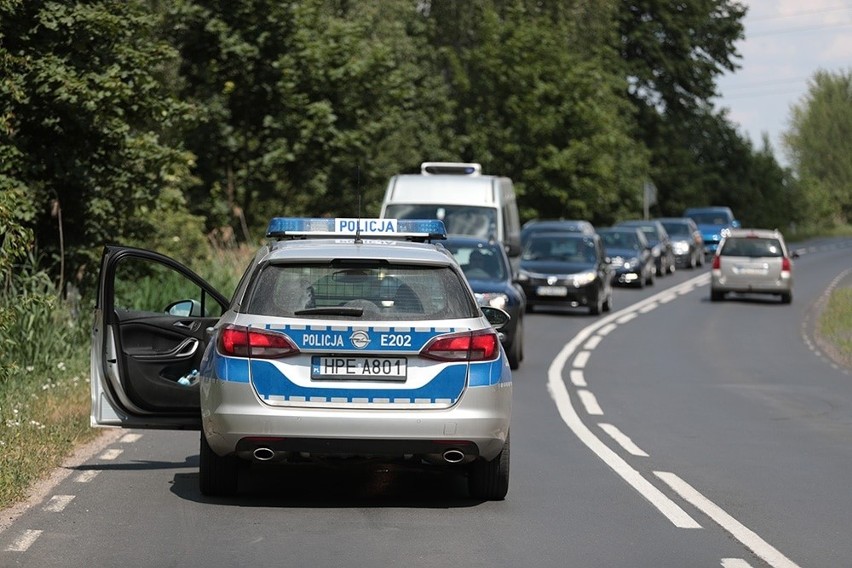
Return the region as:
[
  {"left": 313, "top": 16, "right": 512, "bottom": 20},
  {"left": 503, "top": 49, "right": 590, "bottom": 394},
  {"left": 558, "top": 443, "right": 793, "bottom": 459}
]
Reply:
[
  {"left": 0, "top": 0, "right": 203, "bottom": 292},
  {"left": 783, "top": 69, "right": 852, "bottom": 227}
]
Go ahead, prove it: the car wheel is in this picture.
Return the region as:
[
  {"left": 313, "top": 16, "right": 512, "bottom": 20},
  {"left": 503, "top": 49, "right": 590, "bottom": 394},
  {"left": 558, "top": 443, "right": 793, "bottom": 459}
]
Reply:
[
  {"left": 468, "top": 433, "right": 510, "bottom": 501},
  {"left": 781, "top": 292, "right": 792, "bottom": 304},
  {"left": 199, "top": 432, "right": 239, "bottom": 497},
  {"left": 667, "top": 256, "right": 676, "bottom": 274},
  {"left": 710, "top": 289, "right": 725, "bottom": 302},
  {"left": 589, "top": 292, "right": 603, "bottom": 315},
  {"left": 507, "top": 320, "right": 522, "bottom": 370},
  {"left": 646, "top": 268, "right": 655, "bottom": 286},
  {"left": 603, "top": 291, "right": 612, "bottom": 312}
]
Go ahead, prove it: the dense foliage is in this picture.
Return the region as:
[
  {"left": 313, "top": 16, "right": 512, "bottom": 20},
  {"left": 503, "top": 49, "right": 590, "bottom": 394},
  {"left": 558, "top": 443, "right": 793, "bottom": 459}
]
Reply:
[{"left": 0, "top": 0, "right": 844, "bottom": 304}]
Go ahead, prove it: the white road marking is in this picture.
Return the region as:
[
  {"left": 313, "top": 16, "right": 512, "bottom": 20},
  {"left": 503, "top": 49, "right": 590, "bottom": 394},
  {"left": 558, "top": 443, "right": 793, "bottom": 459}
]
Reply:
[
  {"left": 573, "top": 351, "right": 591, "bottom": 368},
  {"left": 659, "top": 293, "right": 677, "bottom": 303},
  {"left": 98, "top": 448, "right": 123, "bottom": 461},
  {"left": 569, "top": 370, "right": 587, "bottom": 387},
  {"left": 74, "top": 470, "right": 99, "bottom": 483},
  {"left": 547, "top": 272, "right": 711, "bottom": 529},
  {"left": 617, "top": 312, "right": 637, "bottom": 324},
  {"left": 639, "top": 303, "right": 657, "bottom": 313},
  {"left": 6, "top": 529, "right": 42, "bottom": 552},
  {"left": 599, "top": 423, "right": 649, "bottom": 457},
  {"left": 584, "top": 335, "right": 602, "bottom": 350},
  {"left": 655, "top": 472, "right": 802, "bottom": 568},
  {"left": 43, "top": 495, "right": 75, "bottom": 513},
  {"left": 721, "top": 559, "right": 754, "bottom": 568},
  {"left": 120, "top": 433, "right": 142, "bottom": 443},
  {"left": 577, "top": 389, "right": 603, "bottom": 415}
]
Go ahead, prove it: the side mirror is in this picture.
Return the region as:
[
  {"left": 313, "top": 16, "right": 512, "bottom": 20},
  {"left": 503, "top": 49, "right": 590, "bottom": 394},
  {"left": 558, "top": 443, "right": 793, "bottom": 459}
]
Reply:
[
  {"left": 481, "top": 306, "right": 510, "bottom": 330},
  {"left": 166, "top": 299, "right": 202, "bottom": 317}
]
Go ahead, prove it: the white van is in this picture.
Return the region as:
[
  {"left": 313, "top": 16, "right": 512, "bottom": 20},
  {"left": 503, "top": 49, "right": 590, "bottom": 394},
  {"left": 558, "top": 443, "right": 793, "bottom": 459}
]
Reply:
[{"left": 379, "top": 162, "right": 522, "bottom": 257}]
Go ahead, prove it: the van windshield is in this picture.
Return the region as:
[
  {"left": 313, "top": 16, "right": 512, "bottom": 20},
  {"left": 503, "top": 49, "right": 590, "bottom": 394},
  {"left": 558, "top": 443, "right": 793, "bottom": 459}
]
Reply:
[{"left": 384, "top": 204, "right": 497, "bottom": 239}]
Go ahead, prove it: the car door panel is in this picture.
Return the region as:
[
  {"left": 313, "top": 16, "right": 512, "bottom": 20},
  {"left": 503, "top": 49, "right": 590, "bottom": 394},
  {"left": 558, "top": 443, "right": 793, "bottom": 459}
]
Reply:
[{"left": 91, "top": 246, "right": 229, "bottom": 429}]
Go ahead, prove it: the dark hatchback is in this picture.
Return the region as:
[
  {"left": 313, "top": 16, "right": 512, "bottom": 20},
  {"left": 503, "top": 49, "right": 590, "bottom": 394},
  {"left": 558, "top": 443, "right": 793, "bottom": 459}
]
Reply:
[
  {"left": 598, "top": 227, "right": 655, "bottom": 288},
  {"left": 614, "top": 219, "right": 675, "bottom": 276},
  {"left": 443, "top": 236, "right": 526, "bottom": 369},
  {"left": 517, "top": 232, "right": 613, "bottom": 315}
]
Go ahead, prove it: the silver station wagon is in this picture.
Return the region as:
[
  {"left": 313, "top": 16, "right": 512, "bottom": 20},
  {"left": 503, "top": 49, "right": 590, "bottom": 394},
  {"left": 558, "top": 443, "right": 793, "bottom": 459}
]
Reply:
[
  {"left": 710, "top": 228, "right": 796, "bottom": 303},
  {"left": 91, "top": 218, "right": 512, "bottom": 499}
]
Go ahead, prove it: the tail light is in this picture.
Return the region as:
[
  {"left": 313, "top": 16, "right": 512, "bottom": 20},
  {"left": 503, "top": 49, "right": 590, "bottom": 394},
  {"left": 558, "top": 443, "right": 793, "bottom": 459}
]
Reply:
[
  {"left": 711, "top": 255, "right": 721, "bottom": 270},
  {"left": 781, "top": 257, "right": 792, "bottom": 273},
  {"left": 420, "top": 329, "right": 500, "bottom": 362},
  {"left": 217, "top": 325, "right": 299, "bottom": 358}
]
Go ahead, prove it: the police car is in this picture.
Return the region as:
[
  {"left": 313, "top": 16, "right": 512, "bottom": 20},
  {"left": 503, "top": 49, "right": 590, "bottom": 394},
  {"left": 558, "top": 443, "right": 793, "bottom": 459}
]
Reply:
[{"left": 91, "top": 218, "right": 512, "bottom": 500}]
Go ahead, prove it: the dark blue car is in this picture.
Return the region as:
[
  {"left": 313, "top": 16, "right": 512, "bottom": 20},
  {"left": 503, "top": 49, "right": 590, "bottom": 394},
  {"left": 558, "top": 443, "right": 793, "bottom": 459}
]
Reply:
[
  {"left": 443, "top": 236, "right": 526, "bottom": 370},
  {"left": 684, "top": 206, "right": 740, "bottom": 256}
]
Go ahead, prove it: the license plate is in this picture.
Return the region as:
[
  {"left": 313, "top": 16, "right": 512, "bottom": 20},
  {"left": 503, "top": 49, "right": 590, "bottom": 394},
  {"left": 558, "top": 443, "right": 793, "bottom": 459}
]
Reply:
[
  {"left": 311, "top": 356, "right": 407, "bottom": 381},
  {"left": 536, "top": 285, "right": 568, "bottom": 297}
]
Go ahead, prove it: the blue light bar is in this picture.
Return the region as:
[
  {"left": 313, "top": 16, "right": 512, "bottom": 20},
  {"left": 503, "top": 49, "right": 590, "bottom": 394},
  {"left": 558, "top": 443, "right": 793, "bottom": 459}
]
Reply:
[{"left": 266, "top": 217, "right": 446, "bottom": 240}]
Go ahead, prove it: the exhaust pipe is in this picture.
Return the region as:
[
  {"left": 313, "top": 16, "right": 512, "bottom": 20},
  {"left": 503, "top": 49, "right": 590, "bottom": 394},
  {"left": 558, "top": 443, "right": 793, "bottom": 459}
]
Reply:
[
  {"left": 442, "top": 449, "right": 465, "bottom": 464},
  {"left": 253, "top": 447, "right": 275, "bottom": 461}
]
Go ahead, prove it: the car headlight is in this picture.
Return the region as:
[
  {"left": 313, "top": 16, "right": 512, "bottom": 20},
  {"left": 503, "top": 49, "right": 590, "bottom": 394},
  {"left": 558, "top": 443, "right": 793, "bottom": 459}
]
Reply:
[
  {"left": 475, "top": 292, "right": 509, "bottom": 310},
  {"left": 571, "top": 271, "right": 597, "bottom": 287},
  {"left": 651, "top": 245, "right": 661, "bottom": 257},
  {"left": 720, "top": 228, "right": 731, "bottom": 238},
  {"left": 516, "top": 270, "right": 530, "bottom": 282},
  {"left": 673, "top": 241, "right": 690, "bottom": 254},
  {"left": 623, "top": 257, "right": 640, "bottom": 270}
]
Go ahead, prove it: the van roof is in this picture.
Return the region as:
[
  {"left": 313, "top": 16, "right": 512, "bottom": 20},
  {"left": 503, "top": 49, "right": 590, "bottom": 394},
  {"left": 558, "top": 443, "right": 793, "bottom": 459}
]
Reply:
[{"left": 385, "top": 174, "right": 505, "bottom": 206}]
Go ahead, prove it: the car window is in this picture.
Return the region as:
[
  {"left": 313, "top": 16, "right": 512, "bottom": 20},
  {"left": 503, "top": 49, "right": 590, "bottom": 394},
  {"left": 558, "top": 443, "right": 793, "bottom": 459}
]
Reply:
[
  {"left": 721, "top": 238, "right": 783, "bottom": 258},
  {"left": 448, "top": 246, "right": 508, "bottom": 281},
  {"left": 384, "top": 204, "right": 497, "bottom": 239},
  {"left": 113, "top": 256, "right": 225, "bottom": 317},
  {"left": 662, "top": 223, "right": 689, "bottom": 236},
  {"left": 243, "top": 262, "right": 477, "bottom": 320}
]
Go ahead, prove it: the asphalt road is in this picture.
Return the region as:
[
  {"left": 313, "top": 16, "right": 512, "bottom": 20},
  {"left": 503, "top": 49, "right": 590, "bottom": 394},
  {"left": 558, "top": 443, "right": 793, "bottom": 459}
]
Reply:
[{"left": 2, "top": 239, "right": 851, "bottom": 568}]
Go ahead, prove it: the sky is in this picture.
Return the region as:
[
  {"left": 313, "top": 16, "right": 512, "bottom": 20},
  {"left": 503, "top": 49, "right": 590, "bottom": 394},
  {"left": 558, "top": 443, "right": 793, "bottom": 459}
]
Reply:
[{"left": 714, "top": 0, "right": 852, "bottom": 163}]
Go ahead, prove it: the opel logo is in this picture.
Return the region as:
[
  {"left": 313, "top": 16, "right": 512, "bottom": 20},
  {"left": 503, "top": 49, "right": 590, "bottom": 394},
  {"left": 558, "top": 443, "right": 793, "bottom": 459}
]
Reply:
[
  {"left": 547, "top": 276, "right": 558, "bottom": 285},
  {"left": 350, "top": 330, "right": 370, "bottom": 349}
]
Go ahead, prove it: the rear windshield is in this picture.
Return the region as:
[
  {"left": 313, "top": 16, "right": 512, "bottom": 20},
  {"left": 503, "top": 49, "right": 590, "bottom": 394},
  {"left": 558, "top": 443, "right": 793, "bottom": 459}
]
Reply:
[
  {"left": 720, "top": 238, "right": 783, "bottom": 258},
  {"left": 689, "top": 212, "right": 731, "bottom": 225},
  {"left": 384, "top": 204, "right": 497, "bottom": 239},
  {"left": 661, "top": 222, "right": 689, "bottom": 236},
  {"left": 600, "top": 231, "right": 641, "bottom": 251},
  {"left": 444, "top": 243, "right": 508, "bottom": 281},
  {"left": 243, "top": 262, "right": 478, "bottom": 321}
]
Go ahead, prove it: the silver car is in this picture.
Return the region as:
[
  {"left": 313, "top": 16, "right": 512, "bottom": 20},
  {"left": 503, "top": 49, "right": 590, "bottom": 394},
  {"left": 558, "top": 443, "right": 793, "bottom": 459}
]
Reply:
[
  {"left": 91, "top": 218, "right": 512, "bottom": 499},
  {"left": 710, "top": 228, "right": 795, "bottom": 303}
]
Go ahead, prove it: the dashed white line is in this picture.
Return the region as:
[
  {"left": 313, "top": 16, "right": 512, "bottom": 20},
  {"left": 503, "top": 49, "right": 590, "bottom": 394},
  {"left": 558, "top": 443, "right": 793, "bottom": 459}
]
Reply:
[
  {"left": 577, "top": 389, "right": 603, "bottom": 415},
  {"left": 599, "top": 423, "right": 649, "bottom": 457},
  {"left": 569, "top": 370, "right": 587, "bottom": 387},
  {"left": 597, "top": 323, "right": 618, "bottom": 336},
  {"left": 573, "top": 351, "right": 591, "bottom": 368},
  {"left": 617, "top": 312, "right": 638, "bottom": 324},
  {"left": 721, "top": 559, "right": 754, "bottom": 568},
  {"left": 74, "top": 470, "right": 99, "bottom": 483},
  {"left": 655, "top": 471, "right": 802, "bottom": 568},
  {"left": 659, "top": 293, "right": 677, "bottom": 303},
  {"left": 98, "top": 448, "right": 123, "bottom": 461},
  {"left": 6, "top": 529, "right": 42, "bottom": 552},
  {"left": 43, "top": 495, "right": 75, "bottom": 513},
  {"left": 120, "top": 433, "right": 142, "bottom": 443},
  {"left": 584, "top": 335, "right": 602, "bottom": 350},
  {"left": 639, "top": 303, "right": 658, "bottom": 313}
]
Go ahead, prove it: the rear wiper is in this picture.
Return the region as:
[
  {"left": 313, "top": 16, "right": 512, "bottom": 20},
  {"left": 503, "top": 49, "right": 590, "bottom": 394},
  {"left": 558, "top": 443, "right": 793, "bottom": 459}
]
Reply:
[{"left": 293, "top": 307, "right": 364, "bottom": 317}]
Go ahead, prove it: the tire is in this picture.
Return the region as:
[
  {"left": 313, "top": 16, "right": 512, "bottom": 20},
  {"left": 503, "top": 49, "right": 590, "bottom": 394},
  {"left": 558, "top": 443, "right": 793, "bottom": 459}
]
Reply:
[
  {"left": 645, "top": 268, "right": 655, "bottom": 287},
  {"left": 199, "top": 432, "right": 239, "bottom": 497},
  {"left": 602, "top": 292, "right": 612, "bottom": 313},
  {"left": 710, "top": 289, "right": 724, "bottom": 302},
  {"left": 507, "top": 319, "right": 522, "bottom": 370},
  {"left": 780, "top": 292, "right": 792, "bottom": 304},
  {"left": 589, "top": 291, "right": 603, "bottom": 315},
  {"left": 468, "top": 433, "right": 510, "bottom": 501},
  {"left": 667, "top": 256, "right": 676, "bottom": 274}
]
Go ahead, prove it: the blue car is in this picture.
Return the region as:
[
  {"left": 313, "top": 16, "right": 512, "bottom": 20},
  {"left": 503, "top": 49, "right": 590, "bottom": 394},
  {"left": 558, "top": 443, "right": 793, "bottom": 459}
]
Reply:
[
  {"left": 443, "top": 236, "right": 525, "bottom": 370},
  {"left": 684, "top": 206, "right": 741, "bottom": 257}
]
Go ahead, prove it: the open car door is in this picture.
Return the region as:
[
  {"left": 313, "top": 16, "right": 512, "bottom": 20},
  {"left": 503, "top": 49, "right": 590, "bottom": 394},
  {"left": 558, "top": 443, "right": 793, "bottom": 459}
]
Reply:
[{"left": 91, "top": 246, "right": 230, "bottom": 429}]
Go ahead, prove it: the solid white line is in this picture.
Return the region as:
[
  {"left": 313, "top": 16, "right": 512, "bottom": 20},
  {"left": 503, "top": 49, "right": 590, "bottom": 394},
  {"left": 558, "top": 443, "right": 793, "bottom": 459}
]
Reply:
[
  {"left": 655, "top": 472, "right": 802, "bottom": 568},
  {"left": 721, "top": 559, "right": 754, "bottom": 568},
  {"left": 120, "top": 433, "right": 142, "bottom": 443},
  {"left": 573, "top": 351, "right": 591, "bottom": 368},
  {"left": 6, "top": 529, "right": 42, "bottom": 552},
  {"left": 43, "top": 494, "right": 75, "bottom": 513},
  {"left": 577, "top": 389, "right": 603, "bottom": 415},
  {"left": 98, "top": 448, "right": 123, "bottom": 461},
  {"left": 547, "top": 273, "right": 710, "bottom": 529},
  {"left": 74, "top": 470, "right": 99, "bottom": 483},
  {"left": 569, "top": 370, "right": 587, "bottom": 387},
  {"left": 599, "top": 423, "right": 649, "bottom": 457},
  {"left": 584, "top": 335, "right": 602, "bottom": 350}
]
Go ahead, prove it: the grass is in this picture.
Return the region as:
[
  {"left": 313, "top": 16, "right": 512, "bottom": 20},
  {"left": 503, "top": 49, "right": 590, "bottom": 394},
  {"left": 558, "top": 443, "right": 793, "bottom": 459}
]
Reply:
[{"left": 816, "top": 287, "right": 852, "bottom": 368}]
